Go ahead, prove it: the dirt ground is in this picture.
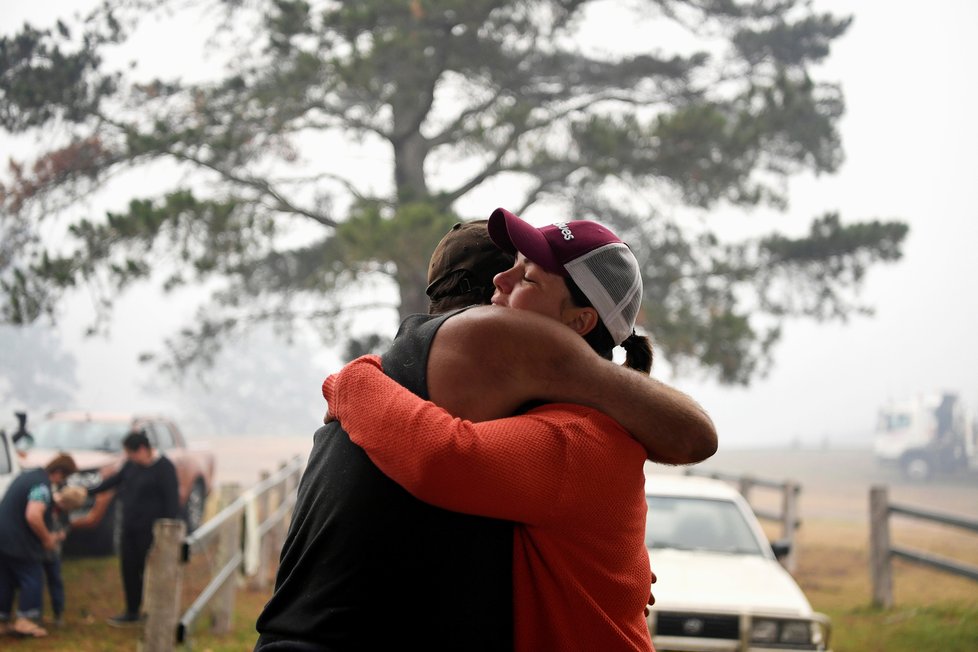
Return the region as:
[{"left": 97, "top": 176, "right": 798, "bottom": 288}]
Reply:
[
  {"left": 672, "top": 446, "right": 978, "bottom": 522},
  {"left": 206, "top": 433, "right": 314, "bottom": 486},
  {"left": 211, "top": 434, "right": 978, "bottom": 524}
]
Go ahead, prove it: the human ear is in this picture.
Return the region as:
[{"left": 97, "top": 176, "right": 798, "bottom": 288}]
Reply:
[{"left": 565, "top": 307, "right": 599, "bottom": 337}]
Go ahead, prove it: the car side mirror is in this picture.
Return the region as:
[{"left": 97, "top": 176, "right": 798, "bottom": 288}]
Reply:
[
  {"left": 771, "top": 538, "right": 792, "bottom": 559},
  {"left": 13, "top": 432, "right": 34, "bottom": 452}
]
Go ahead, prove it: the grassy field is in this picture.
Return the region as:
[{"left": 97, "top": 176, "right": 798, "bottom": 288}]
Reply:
[
  {"left": 0, "top": 553, "right": 270, "bottom": 652},
  {"left": 3, "top": 518, "right": 974, "bottom": 651},
  {"left": 4, "top": 447, "right": 976, "bottom": 651},
  {"left": 788, "top": 518, "right": 978, "bottom": 651}
]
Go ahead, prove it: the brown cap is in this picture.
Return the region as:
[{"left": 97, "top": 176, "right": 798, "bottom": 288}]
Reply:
[
  {"left": 425, "top": 220, "right": 515, "bottom": 313},
  {"left": 45, "top": 452, "right": 78, "bottom": 476}
]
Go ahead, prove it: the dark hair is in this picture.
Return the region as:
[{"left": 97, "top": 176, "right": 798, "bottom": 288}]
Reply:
[
  {"left": 45, "top": 452, "right": 79, "bottom": 476},
  {"left": 428, "top": 274, "right": 499, "bottom": 314},
  {"left": 621, "top": 333, "right": 654, "bottom": 374},
  {"left": 123, "top": 430, "right": 151, "bottom": 452},
  {"left": 565, "top": 277, "right": 653, "bottom": 374}
]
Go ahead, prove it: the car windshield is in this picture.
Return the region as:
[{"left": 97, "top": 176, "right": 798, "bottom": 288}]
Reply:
[
  {"left": 646, "top": 495, "right": 765, "bottom": 556},
  {"left": 32, "top": 420, "right": 130, "bottom": 452}
]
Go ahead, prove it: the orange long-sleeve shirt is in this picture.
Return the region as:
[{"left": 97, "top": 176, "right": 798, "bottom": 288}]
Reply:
[{"left": 324, "top": 355, "right": 654, "bottom": 652}]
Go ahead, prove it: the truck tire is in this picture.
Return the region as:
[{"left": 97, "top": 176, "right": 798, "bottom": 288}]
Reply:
[
  {"left": 902, "top": 454, "right": 933, "bottom": 482},
  {"left": 184, "top": 480, "right": 207, "bottom": 533}
]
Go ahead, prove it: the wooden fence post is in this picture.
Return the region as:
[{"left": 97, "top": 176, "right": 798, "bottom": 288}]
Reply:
[
  {"left": 869, "top": 485, "right": 894, "bottom": 608},
  {"left": 141, "top": 518, "right": 187, "bottom": 652},
  {"left": 210, "top": 483, "right": 242, "bottom": 634},
  {"left": 781, "top": 481, "right": 800, "bottom": 573},
  {"left": 249, "top": 471, "right": 272, "bottom": 590},
  {"left": 738, "top": 476, "right": 753, "bottom": 504}
]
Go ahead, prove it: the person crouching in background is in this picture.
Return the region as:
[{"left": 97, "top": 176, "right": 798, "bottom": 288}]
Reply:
[{"left": 0, "top": 453, "right": 78, "bottom": 638}]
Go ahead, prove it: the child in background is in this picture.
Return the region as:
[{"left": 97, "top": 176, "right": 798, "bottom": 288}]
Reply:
[{"left": 44, "top": 486, "right": 86, "bottom": 626}]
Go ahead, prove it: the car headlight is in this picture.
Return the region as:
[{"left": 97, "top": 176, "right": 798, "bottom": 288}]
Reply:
[
  {"left": 750, "top": 618, "right": 815, "bottom": 646},
  {"left": 780, "top": 620, "right": 814, "bottom": 644}
]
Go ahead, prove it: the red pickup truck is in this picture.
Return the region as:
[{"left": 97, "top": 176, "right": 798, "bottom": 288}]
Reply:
[{"left": 19, "top": 411, "right": 216, "bottom": 556}]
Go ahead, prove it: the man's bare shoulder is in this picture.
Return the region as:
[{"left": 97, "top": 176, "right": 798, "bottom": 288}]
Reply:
[
  {"left": 430, "top": 307, "right": 539, "bottom": 398},
  {"left": 437, "top": 305, "right": 575, "bottom": 350},
  {"left": 427, "top": 306, "right": 596, "bottom": 421}
]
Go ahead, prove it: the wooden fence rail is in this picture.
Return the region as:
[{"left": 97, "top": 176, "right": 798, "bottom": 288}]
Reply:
[
  {"left": 142, "top": 456, "right": 304, "bottom": 651},
  {"left": 868, "top": 484, "right": 978, "bottom": 607},
  {"left": 683, "top": 467, "right": 802, "bottom": 572}
]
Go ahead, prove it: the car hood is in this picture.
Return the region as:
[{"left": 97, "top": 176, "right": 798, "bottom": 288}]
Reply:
[
  {"left": 20, "top": 448, "right": 122, "bottom": 473},
  {"left": 649, "top": 548, "right": 814, "bottom": 617}
]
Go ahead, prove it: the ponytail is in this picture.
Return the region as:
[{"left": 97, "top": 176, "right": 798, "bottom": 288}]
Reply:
[
  {"left": 565, "top": 275, "right": 652, "bottom": 371},
  {"left": 621, "top": 332, "right": 653, "bottom": 374}
]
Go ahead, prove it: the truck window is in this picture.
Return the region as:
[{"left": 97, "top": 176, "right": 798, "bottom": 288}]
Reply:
[
  {"left": 878, "top": 412, "right": 912, "bottom": 432},
  {"left": 34, "top": 420, "right": 128, "bottom": 451},
  {"left": 149, "top": 421, "right": 176, "bottom": 450}
]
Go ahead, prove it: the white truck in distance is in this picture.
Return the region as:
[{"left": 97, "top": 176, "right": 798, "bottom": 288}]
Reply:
[{"left": 873, "top": 392, "right": 978, "bottom": 481}]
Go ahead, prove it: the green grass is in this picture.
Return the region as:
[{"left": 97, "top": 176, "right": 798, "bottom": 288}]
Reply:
[
  {"left": 826, "top": 603, "right": 978, "bottom": 652},
  {"left": 4, "top": 520, "right": 976, "bottom": 651},
  {"left": 2, "top": 554, "right": 270, "bottom": 652},
  {"left": 792, "top": 518, "right": 978, "bottom": 651}
]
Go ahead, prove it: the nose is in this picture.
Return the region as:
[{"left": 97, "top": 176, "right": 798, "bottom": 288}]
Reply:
[{"left": 493, "top": 266, "right": 518, "bottom": 297}]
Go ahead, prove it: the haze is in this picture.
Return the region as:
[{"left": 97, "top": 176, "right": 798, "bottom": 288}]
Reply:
[{"left": 1, "top": 1, "right": 976, "bottom": 449}]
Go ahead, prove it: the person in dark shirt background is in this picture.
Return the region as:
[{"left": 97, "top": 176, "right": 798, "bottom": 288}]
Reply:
[{"left": 80, "top": 430, "right": 179, "bottom": 627}]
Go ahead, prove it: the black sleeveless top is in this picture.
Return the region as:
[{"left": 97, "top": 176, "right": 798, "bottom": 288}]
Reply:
[{"left": 255, "top": 310, "right": 514, "bottom": 651}]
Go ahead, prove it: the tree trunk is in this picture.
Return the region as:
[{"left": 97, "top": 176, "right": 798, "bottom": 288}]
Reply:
[
  {"left": 391, "top": 114, "right": 435, "bottom": 318},
  {"left": 393, "top": 133, "right": 430, "bottom": 204},
  {"left": 397, "top": 263, "right": 430, "bottom": 320}
]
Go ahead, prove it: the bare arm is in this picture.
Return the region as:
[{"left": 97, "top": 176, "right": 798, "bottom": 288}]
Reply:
[
  {"left": 70, "top": 491, "right": 113, "bottom": 529},
  {"left": 72, "top": 464, "right": 126, "bottom": 528},
  {"left": 427, "top": 306, "right": 717, "bottom": 465},
  {"left": 325, "top": 356, "right": 613, "bottom": 523},
  {"left": 25, "top": 500, "right": 60, "bottom": 551}
]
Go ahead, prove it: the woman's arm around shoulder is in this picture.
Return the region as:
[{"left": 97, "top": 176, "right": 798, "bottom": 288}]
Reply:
[{"left": 427, "top": 306, "right": 717, "bottom": 464}]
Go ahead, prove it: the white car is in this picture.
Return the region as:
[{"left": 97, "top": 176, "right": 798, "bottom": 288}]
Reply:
[
  {"left": 645, "top": 474, "right": 831, "bottom": 652},
  {"left": 0, "top": 412, "right": 24, "bottom": 499}
]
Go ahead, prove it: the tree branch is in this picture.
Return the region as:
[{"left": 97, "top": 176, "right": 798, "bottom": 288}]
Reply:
[{"left": 167, "top": 150, "right": 338, "bottom": 227}]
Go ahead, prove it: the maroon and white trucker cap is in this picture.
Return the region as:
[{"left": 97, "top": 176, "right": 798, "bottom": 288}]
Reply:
[{"left": 487, "top": 207, "right": 643, "bottom": 346}]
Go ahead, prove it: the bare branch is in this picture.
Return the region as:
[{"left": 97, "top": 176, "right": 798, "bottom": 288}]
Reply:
[{"left": 168, "top": 150, "right": 338, "bottom": 227}]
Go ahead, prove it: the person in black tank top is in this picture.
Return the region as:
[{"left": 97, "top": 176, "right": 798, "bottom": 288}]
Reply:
[{"left": 255, "top": 222, "right": 516, "bottom": 651}]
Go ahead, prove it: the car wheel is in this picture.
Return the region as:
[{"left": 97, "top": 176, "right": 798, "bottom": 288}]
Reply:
[
  {"left": 902, "top": 454, "right": 932, "bottom": 482},
  {"left": 184, "top": 480, "right": 206, "bottom": 533}
]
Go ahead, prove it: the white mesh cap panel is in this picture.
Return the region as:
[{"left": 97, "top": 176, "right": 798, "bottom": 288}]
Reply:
[{"left": 563, "top": 243, "right": 643, "bottom": 346}]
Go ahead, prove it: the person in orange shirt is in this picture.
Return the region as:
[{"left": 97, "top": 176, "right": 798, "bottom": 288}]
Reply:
[{"left": 325, "top": 208, "right": 715, "bottom": 651}]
